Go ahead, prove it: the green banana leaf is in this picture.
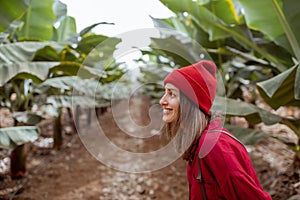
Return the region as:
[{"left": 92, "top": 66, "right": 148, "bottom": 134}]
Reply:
[
  {"left": 32, "top": 45, "right": 61, "bottom": 61},
  {"left": 151, "top": 16, "right": 217, "bottom": 49},
  {"left": 160, "top": 0, "right": 239, "bottom": 40},
  {"left": 0, "top": 0, "right": 29, "bottom": 32},
  {"left": 282, "top": 0, "right": 300, "bottom": 48},
  {"left": 53, "top": 0, "right": 67, "bottom": 23},
  {"left": 159, "top": 0, "right": 285, "bottom": 71},
  {"left": 17, "top": 0, "right": 56, "bottom": 40},
  {"left": 37, "top": 76, "right": 132, "bottom": 100},
  {"left": 0, "top": 126, "right": 39, "bottom": 149},
  {"left": 46, "top": 95, "right": 109, "bottom": 108},
  {"left": 213, "top": 96, "right": 300, "bottom": 137},
  {"left": 238, "top": 0, "right": 284, "bottom": 41},
  {"left": 207, "top": 0, "right": 240, "bottom": 25},
  {"left": 36, "top": 76, "right": 96, "bottom": 94},
  {"left": 0, "top": 61, "right": 59, "bottom": 86},
  {"left": 150, "top": 16, "right": 208, "bottom": 47},
  {"left": 212, "top": 96, "right": 282, "bottom": 125},
  {"left": 150, "top": 16, "right": 182, "bottom": 32},
  {"left": 53, "top": 22, "right": 115, "bottom": 45},
  {"left": 0, "top": 20, "right": 25, "bottom": 44},
  {"left": 238, "top": 0, "right": 300, "bottom": 60},
  {"left": 56, "top": 16, "right": 77, "bottom": 43},
  {"left": 0, "top": 42, "right": 62, "bottom": 63},
  {"left": 77, "top": 35, "right": 120, "bottom": 56},
  {"left": 150, "top": 36, "right": 208, "bottom": 66},
  {"left": 224, "top": 124, "right": 269, "bottom": 145},
  {"left": 79, "top": 22, "right": 114, "bottom": 37},
  {"left": 13, "top": 111, "right": 44, "bottom": 125},
  {"left": 256, "top": 64, "right": 300, "bottom": 109},
  {"left": 49, "top": 62, "right": 100, "bottom": 79}
]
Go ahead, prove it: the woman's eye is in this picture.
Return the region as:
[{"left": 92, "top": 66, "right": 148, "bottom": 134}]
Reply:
[{"left": 169, "top": 91, "right": 175, "bottom": 97}]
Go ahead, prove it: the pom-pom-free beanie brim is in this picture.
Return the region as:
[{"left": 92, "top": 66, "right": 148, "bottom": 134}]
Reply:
[{"left": 164, "top": 60, "right": 217, "bottom": 115}]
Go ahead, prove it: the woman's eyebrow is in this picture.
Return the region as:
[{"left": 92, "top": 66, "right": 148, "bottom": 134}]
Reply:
[{"left": 166, "top": 88, "right": 179, "bottom": 93}]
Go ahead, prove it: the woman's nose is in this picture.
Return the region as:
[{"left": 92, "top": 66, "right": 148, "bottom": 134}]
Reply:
[{"left": 160, "top": 94, "right": 167, "bottom": 106}]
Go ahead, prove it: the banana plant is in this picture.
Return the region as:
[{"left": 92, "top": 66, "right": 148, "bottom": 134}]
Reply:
[
  {"left": 34, "top": 76, "right": 107, "bottom": 149},
  {"left": 159, "top": 0, "right": 297, "bottom": 70},
  {"left": 237, "top": 0, "right": 300, "bottom": 161},
  {"left": 0, "top": 0, "right": 123, "bottom": 179},
  {"left": 157, "top": 0, "right": 299, "bottom": 99},
  {"left": 0, "top": 126, "right": 39, "bottom": 179}
]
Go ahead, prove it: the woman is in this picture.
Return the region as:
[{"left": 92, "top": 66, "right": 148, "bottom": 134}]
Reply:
[{"left": 160, "top": 60, "right": 272, "bottom": 200}]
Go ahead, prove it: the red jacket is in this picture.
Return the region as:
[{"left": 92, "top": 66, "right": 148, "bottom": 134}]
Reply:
[{"left": 186, "top": 118, "right": 272, "bottom": 200}]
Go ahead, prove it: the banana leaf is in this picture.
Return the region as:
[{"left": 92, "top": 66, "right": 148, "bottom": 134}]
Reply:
[
  {"left": 0, "top": 42, "right": 62, "bottom": 63},
  {"left": 17, "top": 0, "right": 56, "bottom": 40},
  {"left": 49, "top": 62, "right": 100, "bottom": 79},
  {"left": 37, "top": 76, "right": 132, "bottom": 100},
  {"left": 160, "top": 0, "right": 239, "bottom": 40},
  {"left": 0, "top": 126, "right": 39, "bottom": 149},
  {"left": 159, "top": 0, "right": 287, "bottom": 71},
  {"left": 46, "top": 95, "right": 109, "bottom": 108},
  {"left": 238, "top": 0, "right": 300, "bottom": 60},
  {"left": 213, "top": 96, "right": 300, "bottom": 138},
  {"left": 256, "top": 64, "right": 300, "bottom": 109},
  {"left": 224, "top": 124, "right": 269, "bottom": 145},
  {"left": 55, "top": 16, "right": 77, "bottom": 43},
  {"left": 238, "top": 0, "right": 284, "bottom": 41},
  {"left": 79, "top": 22, "right": 114, "bottom": 37},
  {"left": 0, "top": 0, "right": 29, "bottom": 32},
  {"left": 0, "top": 61, "right": 60, "bottom": 86},
  {"left": 32, "top": 45, "right": 61, "bottom": 61},
  {"left": 53, "top": 0, "right": 67, "bottom": 23},
  {"left": 213, "top": 96, "right": 282, "bottom": 125},
  {"left": 36, "top": 76, "right": 96, "bottom": 94},
  {"left": 77, "top": 35, "right": 120, "bottom": 57},
  {"left": 13, "top": 111, "right": 44, "bottom": 125},
  {"left": 150, "top": 36, "right": 208, "bottom": 66}
]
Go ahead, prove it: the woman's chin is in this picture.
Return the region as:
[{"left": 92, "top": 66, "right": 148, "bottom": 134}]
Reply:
[{"left": 163, "top": 115, "right": 175, "bottom": 123}]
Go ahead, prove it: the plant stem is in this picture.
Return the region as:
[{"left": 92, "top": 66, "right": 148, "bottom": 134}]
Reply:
[
  {"left": 10, "top": 144, "right": 27, "bottom": 179},
  {"left": 53, "top": 107, "right": 63, "bottom": 149}
]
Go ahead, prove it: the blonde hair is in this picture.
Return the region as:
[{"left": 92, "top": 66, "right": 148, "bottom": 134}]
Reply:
[{"left": 161, "top": 92, "right": 209, "bottom": 161}]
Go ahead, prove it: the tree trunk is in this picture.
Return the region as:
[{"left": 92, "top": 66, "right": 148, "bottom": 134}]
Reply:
[
  {"left": 10, "top": 144, "right": 27, "bottom": 179},
  {"left": 53, "top": 108, "right": 62, "bottom": 149},
  {"left": 66, "top": 107, "right": 76, "bottom": 135},
  {"left": 75, "top": 105, "right": 80, "bottom": 130},
  {"left": 96, "top": 107, "right": 108, "bottom": 119}
]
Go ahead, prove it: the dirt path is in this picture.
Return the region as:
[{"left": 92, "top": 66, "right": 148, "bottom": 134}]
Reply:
[
  {"left": 12, "top": 136, "right": 187, "bottom": 200},
  {"left": 10, "top": 98, "right": 188, "bottom": 200}
]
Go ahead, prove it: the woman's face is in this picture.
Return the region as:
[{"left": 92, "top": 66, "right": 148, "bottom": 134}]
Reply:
[{"left": 160, "top": 83, "right": 180, "bottom": 123}]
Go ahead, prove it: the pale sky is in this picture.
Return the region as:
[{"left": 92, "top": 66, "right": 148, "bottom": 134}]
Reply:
[{"left": 60, "top": 0, "right": 174, "bottom": 36}]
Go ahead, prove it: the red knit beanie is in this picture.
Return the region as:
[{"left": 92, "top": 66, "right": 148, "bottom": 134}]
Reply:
[{"left": 163, "top": 60, "right": 217, "bottom": 115}]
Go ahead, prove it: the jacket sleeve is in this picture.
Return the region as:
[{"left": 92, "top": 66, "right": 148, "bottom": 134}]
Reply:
[{"left": 220, "top": 171, "right": 272, "bottom": 200}]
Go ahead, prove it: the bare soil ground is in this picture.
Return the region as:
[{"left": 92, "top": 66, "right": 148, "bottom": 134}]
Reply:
[{"left": 0, "top": 97, "right": 300, "bottom": 200}]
